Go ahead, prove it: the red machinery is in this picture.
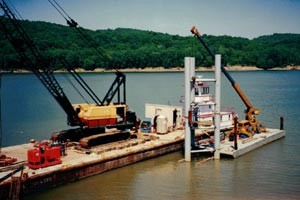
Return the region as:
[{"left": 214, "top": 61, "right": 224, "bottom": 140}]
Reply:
[
  {"left": 27, "top": 142, "right": 62, "bottom": 169},
  {"left": 0, "top": 155, "right": 17, "bottom": 166}
]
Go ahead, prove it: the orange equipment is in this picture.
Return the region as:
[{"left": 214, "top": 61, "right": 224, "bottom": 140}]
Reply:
[{"left": 191, "top": 26, "right": 266, "bottom": 138}]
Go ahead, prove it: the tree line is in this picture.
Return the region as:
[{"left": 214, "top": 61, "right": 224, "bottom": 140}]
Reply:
[{"left": 1, "top": 18, "right": 300, "bottom": 71}]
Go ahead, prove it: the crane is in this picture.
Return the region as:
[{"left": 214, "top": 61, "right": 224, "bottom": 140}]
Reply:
[
  {"left": 0, "top": 2, "right": 82, "bottom": 127},
  {"left": 191, "top": 26, "right": 265, "bottom": 137},
  {"left": 47, "top": 0, "right": 128, "bottom": 107},
  {"left": 0, "top": 0, "right": 137, "bottom": 144}
]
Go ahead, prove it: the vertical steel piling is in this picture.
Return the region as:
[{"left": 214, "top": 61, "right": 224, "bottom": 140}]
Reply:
[
  {"left": 214, "top": 55, "right": 221, "bottom": 159},
  {"left": 184, "top": 57, "right": 195, "bottom": 161}
]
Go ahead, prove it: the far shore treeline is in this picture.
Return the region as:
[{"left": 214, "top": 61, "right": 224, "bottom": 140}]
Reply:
[{"left": 1, "top": 18, "right": 300, "bottom": 71}]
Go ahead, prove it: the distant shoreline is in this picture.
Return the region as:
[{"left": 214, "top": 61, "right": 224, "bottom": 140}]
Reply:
[{"left": 1, "top": 65, "right": 300, "bottom": 74}]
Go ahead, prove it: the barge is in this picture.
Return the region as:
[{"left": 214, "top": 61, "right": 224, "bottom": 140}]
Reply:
[
  {"left": 0, "top": 59, "right": 286, "bottom": 199},
  {"left": 0, "top": 125, "right": 285, "bottom": 199}
]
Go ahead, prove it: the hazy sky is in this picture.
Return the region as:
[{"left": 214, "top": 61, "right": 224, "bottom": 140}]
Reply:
[{"left": 6, "top": 0, "right": 300, "bottom": 38}]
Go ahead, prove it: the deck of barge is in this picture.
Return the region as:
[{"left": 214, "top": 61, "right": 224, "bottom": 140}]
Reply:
[
  {"left": 220, "top": 128, "right": 286, "bottom": 158},
  {"left": 0, "top": 127, "right": 285, "bottom": 198}
]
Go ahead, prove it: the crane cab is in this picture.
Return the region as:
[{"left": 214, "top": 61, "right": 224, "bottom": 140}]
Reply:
[
  {"left": 237, "top": 120, "right": 253, "bottom": 138},
  {"left": 73, "top": 104, "right": 129, "bottom": 128}
]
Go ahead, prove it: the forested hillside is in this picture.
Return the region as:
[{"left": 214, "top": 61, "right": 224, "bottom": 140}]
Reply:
[{"left": 1, "top": 18, "right": 300, "bottom": 71}]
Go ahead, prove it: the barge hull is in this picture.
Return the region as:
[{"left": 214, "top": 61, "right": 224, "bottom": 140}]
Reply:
[
  {"left": 220, "top": 128, "right": 286, "bottom": 158},
  {"left": 0, "top": 128, "right": 285, "bottom": 198},
  {"left": 23, "top": 140, "right": 182, "bottom": 194}
]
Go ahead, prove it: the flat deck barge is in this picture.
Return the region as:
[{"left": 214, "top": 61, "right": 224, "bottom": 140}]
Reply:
[
  {"left": 0, "top": 128, "right": 285, "bottom": 199},
  {"left": 220, "top": 128, "right": 286, "bottom": 158}
]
